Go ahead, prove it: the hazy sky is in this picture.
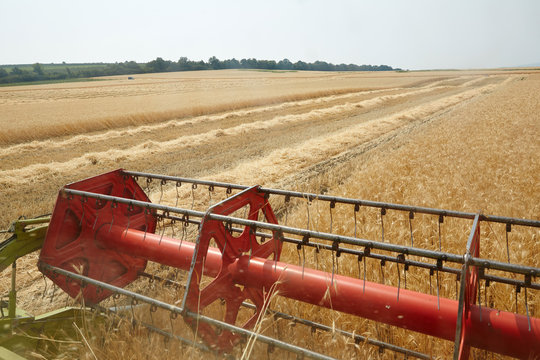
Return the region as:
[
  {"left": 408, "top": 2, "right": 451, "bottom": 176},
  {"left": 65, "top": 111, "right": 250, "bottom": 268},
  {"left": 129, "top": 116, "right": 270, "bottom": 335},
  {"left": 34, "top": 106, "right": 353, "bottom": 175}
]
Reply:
[{"left": 1, "top": 0, "right": 539, "bottom": 70}]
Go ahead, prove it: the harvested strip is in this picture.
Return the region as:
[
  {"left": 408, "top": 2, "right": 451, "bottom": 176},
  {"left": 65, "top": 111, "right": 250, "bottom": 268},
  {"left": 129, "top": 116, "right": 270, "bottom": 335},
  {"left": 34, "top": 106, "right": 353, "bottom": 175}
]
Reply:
[
  {"left": 0, "top": 83, "right": 500, "bottom": 187},
  {"left": 0, "top": 86, "right": 428, "bottom": 157}
]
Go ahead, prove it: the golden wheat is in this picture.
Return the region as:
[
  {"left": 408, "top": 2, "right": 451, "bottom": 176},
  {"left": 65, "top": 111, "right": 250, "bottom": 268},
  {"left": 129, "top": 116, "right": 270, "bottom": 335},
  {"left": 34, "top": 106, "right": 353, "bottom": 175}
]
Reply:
[{"left": 1, "top": 69, "right": 538, "bottom": 359}]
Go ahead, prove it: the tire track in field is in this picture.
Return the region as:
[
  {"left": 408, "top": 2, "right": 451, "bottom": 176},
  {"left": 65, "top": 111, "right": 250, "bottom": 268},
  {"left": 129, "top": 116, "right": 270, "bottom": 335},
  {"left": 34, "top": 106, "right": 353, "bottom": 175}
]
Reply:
[
  {"left": 0, "top": 81, "right": 502, "bottom": 187},
  {"left": 156, "top": 81, "right": 506, "bottom": 201}
]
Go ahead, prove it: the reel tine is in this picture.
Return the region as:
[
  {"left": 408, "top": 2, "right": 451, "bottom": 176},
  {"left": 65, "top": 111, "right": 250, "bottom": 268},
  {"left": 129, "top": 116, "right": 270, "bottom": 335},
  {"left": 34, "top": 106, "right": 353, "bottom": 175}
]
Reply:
[
  {"left": 131, "top": 176, "right": 139, "bottom": 199},
  {"left": 170, "top": 309, "right": 178, "bottom": 333},
  {"left": 49, "top": 283, "right": 57, "bottom": 304},
  {"left": 159, "top": 179, "right": 166, "bottom": 204},
  {"left": 329, "top": 200, "right": 336, "bottom": 234},
  {"left": 429, "top": 268, "right": 434, "bottom": 295},
  {"left": 41, "top": 273, "right": 48, "bottom": 299},
  {"left": 363, "top": 246, "right": 370, "bottom": 293},
  {"left": 455, "top": 273, "right": 460, "bottom": 300},
  {"left": 506, "top": 223, "right": 511, "bottom": 263},
  {"left": 331, "top": 246, "right": 335, "bottom": 285},
  {"left": 170, "top": 218, "right": 176, "bottom": 238},
  {"left": 436, "top": 258, "right": 444, "bottom": 310},
  {"left": 145, "top": 177, "right": 152, "bottom": 199},
  {"left": 92, "top": 198, "right": 102, "bottom": 230},
  {"left": 515, "top": 285, "right": 521, "bottom": 313},
  {"left": 336, "top": 247, "right": 341, "bottom": 280},
  {"left": 485, "top": 279, "right": 490, "bottom": 308},
  {"left": 79, "top": 195, "right": 87, "bottom": 226},
  {"left": 438, "top": 215, "right": 444, "bottom": 251},
  {"left": 404, "top": 263, "right": 409, "bottom": 289},
  {"left": 525, "top": 274, "right": 532, "bottom": 331},
  {"left": 283, "top": 194, "right": 291, "bottom": 226},
  {"left": 108, "top": 200, "right": 118, "bottom": 233},
  {"left": 302, "top": 244, "right": 306, "bottom": 279},
  {"left": 66, "top": 192, "right": 73, "bottom": 212},
  {"left": 380, "top": 259, "right": 386, "bottom": 285},
  {"left": 314, "top": 244, "right": 320, "bottom": 271},
  {"left": 159, "top": 214, "right": 166, "bottom": 245},
  {"left": 353, "top": 204, "right": 358, "bottom": 238},
  {"left": 478, "top": 278, "right": 482, "bottom": 322},
  {"left": 179, "top": 223, "right": 186, "bottom": 251},
  {"left": 436, "top": 269, "right": 440, "bottom": 311},
  {"left": 409, "top": 211, "right": 414, "bottom": 247},
  {"left": 125, "top": 202, "right": 133, "bottom": 239},
  {"left": 306, "top": 197, "right": 311, "bottom": 231},
  {"left": 175, "top": 181, "right": 181, "bottom": 207},
  {"left": 525, "top": 286, "right": 531, "bottom": 331},
  {"left": 191, "top": 183, "right": 197, "bottom": 210},
  {"left": 267, "top": 343, "right": 275, "bottom": 358},
  {"left": 296, "top": 244, "right": 302, "bottom": 276},
  {"left": 380, "top": 208, "right": 386, "bottom": 242},
  {"left": 331, "top": 241, "right": 339, "bottom": 286},
  {"left": 130, "top": 297, "right": 138, "bottom": 327},
  {"left": 208, "top": 185, "right": 214, "bottom": 207},
  {"left": 396, "top": 254, "right": 405, "bottom": 301},
  {"left": 149, "top": 303, "right": 157, "bottom": 326},
  {"left": 357, "top": 254, "right": 362, "bottom": 280},
  {"left": 143, "top": 207, "right": 149, "bottom": 242}
]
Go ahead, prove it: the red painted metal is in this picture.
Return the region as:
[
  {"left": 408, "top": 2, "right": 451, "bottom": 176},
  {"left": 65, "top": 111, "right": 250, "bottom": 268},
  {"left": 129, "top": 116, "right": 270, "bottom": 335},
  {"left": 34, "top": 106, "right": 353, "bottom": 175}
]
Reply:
[
  {"left": 95, "top": 226, "right": 540, "bottom": 359},
  {"left": 39, "top": 170, "right": 156, "bottom": 304},
  {"left": 183, "top": 186, "right": 282, "bottom": 351},
  {"left": 457, "top": 220, "right": 481, "bottom": 360},
  {"left": 95, "top": 225, "right": 221, "bottom": 276},
  {"left": 39, "top": 172, "right": 540, "bottom": 358}
]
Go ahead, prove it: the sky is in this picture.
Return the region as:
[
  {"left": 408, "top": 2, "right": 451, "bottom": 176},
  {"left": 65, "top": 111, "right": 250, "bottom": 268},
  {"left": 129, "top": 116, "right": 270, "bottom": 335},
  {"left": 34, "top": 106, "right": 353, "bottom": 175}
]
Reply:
[{"left": 1, "top": 0, "right": 539, "bottom": 70}]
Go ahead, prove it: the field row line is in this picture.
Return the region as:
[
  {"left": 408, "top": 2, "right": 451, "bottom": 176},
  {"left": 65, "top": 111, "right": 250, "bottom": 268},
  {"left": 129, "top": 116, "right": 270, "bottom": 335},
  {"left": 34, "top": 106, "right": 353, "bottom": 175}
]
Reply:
[
  {"left": 0, "top": 82, "right": 501, "bottom": 187},
  {"left": 0, "top": 76, "right": 492, "bottom": 156},
  {"left": 0, "top": 87, "right": 415, "bottom": 156},
  {"left": 152, "top": 82, "right": 504, "bottom": 204}
]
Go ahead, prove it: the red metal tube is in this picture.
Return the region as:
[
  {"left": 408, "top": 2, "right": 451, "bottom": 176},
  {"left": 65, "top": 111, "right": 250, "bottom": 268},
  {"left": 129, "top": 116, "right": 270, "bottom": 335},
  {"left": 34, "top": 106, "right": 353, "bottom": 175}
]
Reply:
[
  {"left": 97, "top": 225, "right": 223, "bottom": 277},
  {"left": 97, "top": 226, "right": 540, "bottom": 359},
  {"left": 229, "top": 256, "right": 539, "bottom": 359}
]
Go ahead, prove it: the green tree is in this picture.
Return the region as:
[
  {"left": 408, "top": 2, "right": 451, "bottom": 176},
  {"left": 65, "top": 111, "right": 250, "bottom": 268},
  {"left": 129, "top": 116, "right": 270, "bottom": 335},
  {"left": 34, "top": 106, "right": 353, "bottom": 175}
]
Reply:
[
  {"left": 293, "top": 61, "right": 308, "bottom": 70},
  {"left": 177, "top": 57, "right": 191, "bottom": 71},
  {"left": 223, "top": 58, "right": 240, "bottom": 69},
  {"left": 208, "top": 56, "right": 222, "bottom": 69},
  {"left": 277, "top": 59, "right": 293, "bottom": 70},
  {"left": 0, "top": 68, "right": 8, "bottom": 78},
  {"left": 33, "top": 63, "right": 44, "bottom": 75},
  {"left": 146, "top": 57, "right": 169, "bottom": 72}
]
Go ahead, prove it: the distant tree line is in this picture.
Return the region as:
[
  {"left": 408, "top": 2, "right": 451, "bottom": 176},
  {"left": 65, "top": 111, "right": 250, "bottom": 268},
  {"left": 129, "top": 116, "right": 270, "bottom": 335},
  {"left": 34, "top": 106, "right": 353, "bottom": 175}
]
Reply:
[
  {"left": 150, "top": 57, "right": 397, "bottom": 72},
  {"left": 0, "top": 57, "right": 398, "bottom": 84}
]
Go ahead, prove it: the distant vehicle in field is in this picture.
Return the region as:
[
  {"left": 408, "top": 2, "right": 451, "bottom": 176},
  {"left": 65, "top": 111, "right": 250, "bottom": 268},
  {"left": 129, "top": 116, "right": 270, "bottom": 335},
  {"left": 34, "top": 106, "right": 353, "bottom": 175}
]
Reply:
[{"left": 128, "top": 76, "right": 134, "bottom": 80}]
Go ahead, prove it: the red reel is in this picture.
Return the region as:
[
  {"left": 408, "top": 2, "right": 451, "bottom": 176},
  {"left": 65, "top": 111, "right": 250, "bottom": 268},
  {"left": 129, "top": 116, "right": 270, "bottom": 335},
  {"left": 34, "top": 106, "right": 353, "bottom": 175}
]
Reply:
[
  {"left": 183, "top": 186, "right": 282, "bottom": 351},
  {"left": 39, "top": 169, "right": 156, "bottom": 304}
]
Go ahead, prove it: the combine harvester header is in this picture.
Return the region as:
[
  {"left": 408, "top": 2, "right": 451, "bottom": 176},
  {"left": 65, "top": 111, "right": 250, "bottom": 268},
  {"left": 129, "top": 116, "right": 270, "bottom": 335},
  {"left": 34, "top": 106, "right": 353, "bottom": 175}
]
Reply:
[{"left": 2, "top": 169, "right": 539, "bottom": 359}]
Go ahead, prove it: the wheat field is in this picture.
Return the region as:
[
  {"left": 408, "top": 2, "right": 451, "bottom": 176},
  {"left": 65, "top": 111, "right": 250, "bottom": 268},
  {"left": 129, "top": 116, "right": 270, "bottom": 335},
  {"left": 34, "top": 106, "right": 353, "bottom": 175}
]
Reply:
[{"left": 0, "top": 69, "right": 538, "bottom": 359}]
